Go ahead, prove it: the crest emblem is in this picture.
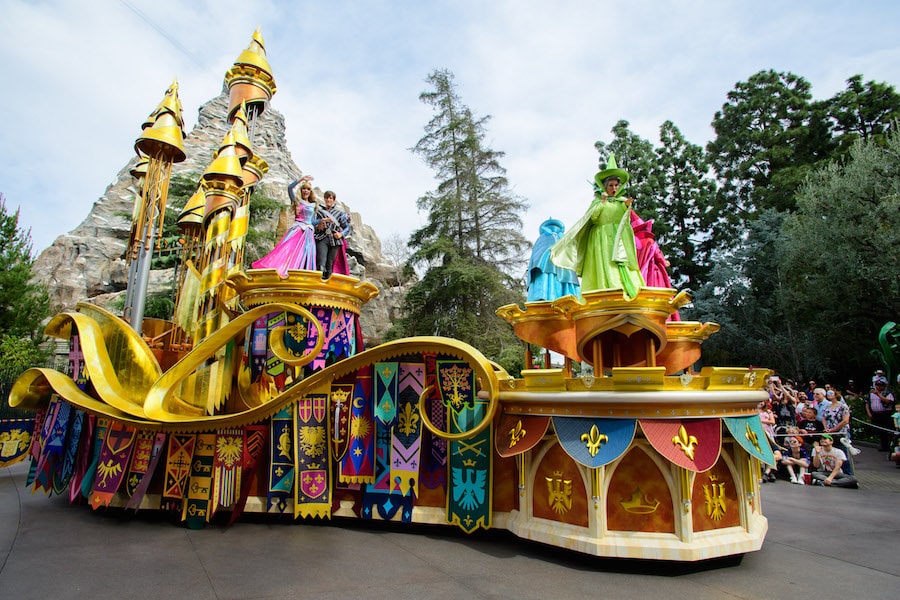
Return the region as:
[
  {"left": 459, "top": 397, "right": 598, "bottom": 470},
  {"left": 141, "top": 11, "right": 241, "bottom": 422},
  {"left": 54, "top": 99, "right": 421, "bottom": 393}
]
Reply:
[
  {"left": 300, "top": 466, "right": 327, "bottom": 499},
  {"left": 545, "top": 470, "right": 573, "bottom": 515},
  {"left": 703, "top": 476, "right": 727, "bottom": 521},
  {"left": 451, "top": 464, "right": 486, "bottom": 510}
]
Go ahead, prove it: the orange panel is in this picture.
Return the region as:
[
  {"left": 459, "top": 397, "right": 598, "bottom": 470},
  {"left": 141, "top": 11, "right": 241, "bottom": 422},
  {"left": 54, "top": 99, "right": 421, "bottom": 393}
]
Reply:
[
  {"left": 492, "top": 454, "right": 519, "bottom": 513},
  {"left": 607, "top": 447, "right": 675, "bottom": 533},
  {"left": 691, "top": 457, "right": 741, "bottom": 530},
  {"left": 532, "top": 442, "right": 589, "bottom": 527}
]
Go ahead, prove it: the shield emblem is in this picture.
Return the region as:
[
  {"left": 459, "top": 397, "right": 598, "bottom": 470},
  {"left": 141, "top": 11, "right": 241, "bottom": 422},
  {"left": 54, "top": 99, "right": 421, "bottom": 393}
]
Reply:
[
  {"left": 105, "top": 421, "right": 137, "bottom": 456},
  {"left": 313, "top": 395, "right": 327, "bottom": 422},
  {"left": 300, "top": 469, "right": 327, "bottom": 499},
  {"left": 298, "top": 398, "right": 313, "bottom": 423}
]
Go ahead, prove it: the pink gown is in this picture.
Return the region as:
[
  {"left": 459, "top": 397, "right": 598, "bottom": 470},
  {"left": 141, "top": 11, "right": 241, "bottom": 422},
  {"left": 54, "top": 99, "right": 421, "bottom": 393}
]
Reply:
[
  {"left": 631, "top": 211, "right": 680, "bottom": 321},
  {"left": 252, "top": 200, "right": 318, "bottom": 278}
]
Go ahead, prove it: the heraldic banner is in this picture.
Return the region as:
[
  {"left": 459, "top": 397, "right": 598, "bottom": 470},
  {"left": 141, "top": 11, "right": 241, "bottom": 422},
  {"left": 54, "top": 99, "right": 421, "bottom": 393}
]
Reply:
[
  {"left": 89, "top": 420, "right": 137, "bottom": 509},
  {"left": 723, "top": 416, "right": 777, "bottom": 467},
  {"left": 362, "top": 362, "right": 408, "bottom": 520},
  {"left": 183, "top": 433, "right": 216, "bottom": 528},
  {"left": 269, "top": 404, "right": 295, "bottom": 513},
  {"left": 125, "top": 432, "right": 167, "bottom": 510},
  {"left": 295, "top": 393, "right": 331, "bottom": 518},
  {"left": 53, "top": 409, "right": 84, "bottom": 496},
  {"left": 212, "top": 428, "right": 244, "bottom": 513},
  {"left": 639, "top": 419, "right": 722, "bottom": 472},
  {"left": 439, "top": 360, "right": 492, "bottom": 533},
  {"left": 163, "top": 433, "right": 197, "bottom": 504},
  {"left": 340, "top": 365, "right": 374, "bottom": 483},
  {"left": 392, "top": 362, "right": 425, "bottom": 497}
]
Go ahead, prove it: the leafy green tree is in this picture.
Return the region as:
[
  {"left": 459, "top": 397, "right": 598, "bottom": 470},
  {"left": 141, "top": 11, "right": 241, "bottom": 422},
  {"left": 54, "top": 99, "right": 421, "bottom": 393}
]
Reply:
[
  {"left": 685, "top": 210, "right": 825, "bottom": 380},
  {"left": 779, "top": 131, "right": 900, "bottom": 379},
  {"left": 393, "top": 69, "right": 528, "bottom": 371},
  {"left": 0, "top": 195, "right": 50, "bottom": 339},
  {"left": 0, "top": 194, "right": 51, "bottom": 380}
]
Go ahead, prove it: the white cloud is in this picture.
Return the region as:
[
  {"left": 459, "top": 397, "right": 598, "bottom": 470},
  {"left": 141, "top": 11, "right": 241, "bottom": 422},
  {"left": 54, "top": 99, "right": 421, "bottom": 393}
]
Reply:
[{"left": 2, "top": 0, "right": 899, "bottom": 257}]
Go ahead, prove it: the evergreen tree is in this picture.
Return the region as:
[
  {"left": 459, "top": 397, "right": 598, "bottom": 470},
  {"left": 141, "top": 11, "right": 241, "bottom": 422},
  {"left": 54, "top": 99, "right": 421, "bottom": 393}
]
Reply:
[
  {"left": 410, "top": 69, "right": 529, "bottom": 272},
  {"left": 706, "top": 70, "right": 824, "bottom": 220},
  {"left": 594, "top": 120, "right": 661, "bottom": 216},
  {"left": 653, "top": 121, "right": 717, "bottom": 287},
  {"left": 392, "top": 69, "right": 528, "bottom": 371},
  {"left": 0, "top": 194, "right": 51, "bottom": 380},
  {"left": 826, "top": 74, "right": 900, "bottom": 154}
]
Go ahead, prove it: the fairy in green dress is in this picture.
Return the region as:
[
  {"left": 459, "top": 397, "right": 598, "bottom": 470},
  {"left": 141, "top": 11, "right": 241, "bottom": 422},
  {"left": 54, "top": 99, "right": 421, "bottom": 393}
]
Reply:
[{"left": 550, "top": 154, "right": 644, "bottom": 299}]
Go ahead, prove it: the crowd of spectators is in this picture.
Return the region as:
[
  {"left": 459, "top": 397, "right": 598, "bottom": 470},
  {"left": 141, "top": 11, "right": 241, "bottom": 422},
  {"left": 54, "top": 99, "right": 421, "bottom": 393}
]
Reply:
[{"left": 758, "top": 369, "right": 900, "bottom": 483}]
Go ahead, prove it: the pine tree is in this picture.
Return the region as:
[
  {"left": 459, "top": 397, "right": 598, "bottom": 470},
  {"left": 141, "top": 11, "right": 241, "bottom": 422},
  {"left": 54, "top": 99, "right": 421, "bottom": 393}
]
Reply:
[
  {"left": 0, "top": 194, "right": 51, "bottom": 380},
  {"left": 391, "top": 69, "right": 529, "bottom": 369},
  {"left": 653, "top": 121, "right": 717, "bottom": 287},
  {"left": 409, "top": 69, "right": 529, "bottom": 272}
]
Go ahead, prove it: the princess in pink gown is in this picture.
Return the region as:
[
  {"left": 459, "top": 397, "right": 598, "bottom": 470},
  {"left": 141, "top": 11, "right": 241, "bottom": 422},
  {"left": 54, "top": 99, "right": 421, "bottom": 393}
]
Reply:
[{"left": 252, "top": 178, "right": 320, "bottom": 278}]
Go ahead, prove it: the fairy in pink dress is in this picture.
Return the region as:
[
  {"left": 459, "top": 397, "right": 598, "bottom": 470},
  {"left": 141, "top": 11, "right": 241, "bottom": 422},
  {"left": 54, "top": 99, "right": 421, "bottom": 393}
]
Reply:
[
  {"left": 252, "top": 178, "right": 320, "bottom": 277},
  {"left": 630, "top": 210, "right": 680, "bottom": 321}
]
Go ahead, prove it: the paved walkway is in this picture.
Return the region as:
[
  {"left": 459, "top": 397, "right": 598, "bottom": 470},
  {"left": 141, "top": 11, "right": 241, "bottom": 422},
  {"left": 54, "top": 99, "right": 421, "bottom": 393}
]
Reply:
[{"left": 1, "top": 450, "right": 898, "bottom": 600}]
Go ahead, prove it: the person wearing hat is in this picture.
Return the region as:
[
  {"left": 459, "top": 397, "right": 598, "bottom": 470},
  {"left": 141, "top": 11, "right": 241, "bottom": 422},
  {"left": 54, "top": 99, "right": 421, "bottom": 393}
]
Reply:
[
  {"left": 810, "top": 434, "right": 858, "bottom": 488},
  {"left": 867, "top": 374, "right": 896, "bottom": 452},
  {"left": 550, "top": 153, "right": 644, "bottom": 299},
  {"left": 526, "top": 218, "right": 581, "bottom": 302}
]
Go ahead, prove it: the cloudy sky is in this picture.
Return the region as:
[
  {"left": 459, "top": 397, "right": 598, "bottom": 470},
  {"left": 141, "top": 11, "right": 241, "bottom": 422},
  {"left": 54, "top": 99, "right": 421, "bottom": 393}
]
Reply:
[{"left": 3, "top": 0, "right": 899, "bottom": 258}]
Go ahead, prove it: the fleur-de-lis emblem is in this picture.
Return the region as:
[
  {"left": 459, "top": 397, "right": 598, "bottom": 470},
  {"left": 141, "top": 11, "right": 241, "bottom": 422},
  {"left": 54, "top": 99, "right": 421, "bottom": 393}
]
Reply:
[
  {"left": 672, "top": 425, "right": 698, "bottom": 460},
  {"left": 581, "top": 424, "right": 608, "bottom": 457},
  {"left": 745, "top": 423, "right": 761, "bottom": 452},
  {"left": 508, "top": 420, "right": 526, "bottom": 448},
  {"left": 398, "top": 402, "right": 419, "bottom": 436}
]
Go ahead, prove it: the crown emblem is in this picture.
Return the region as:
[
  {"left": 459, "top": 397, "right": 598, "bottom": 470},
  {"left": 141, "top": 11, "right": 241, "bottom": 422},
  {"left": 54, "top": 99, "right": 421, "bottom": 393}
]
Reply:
[
  {"left": 462, "top": 459, "right": 478, "bottom": 467},
  {"left": 331, "top": 388, "right": 351, "bottom": 403},
  {"left": 619, "top": 487, "right": 660, "bottom": 514}
]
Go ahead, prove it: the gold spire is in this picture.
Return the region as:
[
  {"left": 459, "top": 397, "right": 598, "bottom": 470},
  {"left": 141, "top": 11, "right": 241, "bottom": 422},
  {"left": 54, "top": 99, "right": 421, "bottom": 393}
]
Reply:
[
  {"left": 141, "top": 79, "right": 184, "bottom": 130},
  {"left": 201, "top": 130, "right": 244, "bottom": 225},
  {"left": 202, "top": 130, "right": 243, "bottom": 186},
  {"left": 135, "top": 81, "right": 186, "bottom": 162},
  {"left": 178, "top": 186, "right": 207, "bottom": 231},
  {"left": 224, "top": 28, "right": 277, "bottom": 119}
]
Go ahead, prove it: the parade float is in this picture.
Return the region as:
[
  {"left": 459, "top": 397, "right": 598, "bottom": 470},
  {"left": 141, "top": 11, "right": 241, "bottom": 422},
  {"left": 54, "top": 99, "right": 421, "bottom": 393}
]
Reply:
[{"left": 2, "top": 31, "right": 775, "bottom": 562}]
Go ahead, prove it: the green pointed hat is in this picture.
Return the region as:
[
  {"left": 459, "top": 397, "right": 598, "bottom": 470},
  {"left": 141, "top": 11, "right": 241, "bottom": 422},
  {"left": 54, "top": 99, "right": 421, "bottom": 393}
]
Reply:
[{"left": 594, "top": 153, "right": 630, "bottom": 196}]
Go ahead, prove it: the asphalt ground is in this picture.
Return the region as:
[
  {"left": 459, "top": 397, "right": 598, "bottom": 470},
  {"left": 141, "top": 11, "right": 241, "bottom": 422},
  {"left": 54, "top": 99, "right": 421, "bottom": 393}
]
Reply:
[{"left": 1, "top": 446, "right": 898, "bottom": 600}]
